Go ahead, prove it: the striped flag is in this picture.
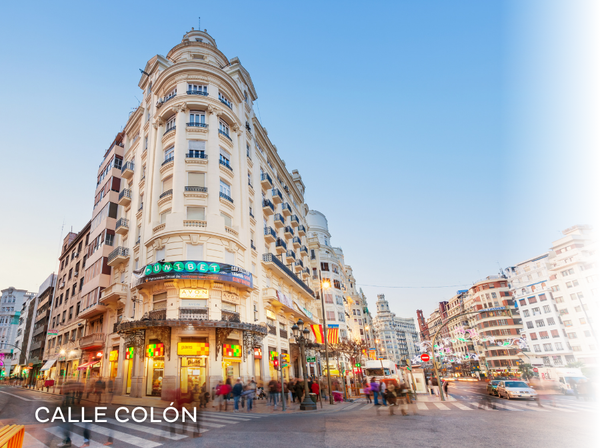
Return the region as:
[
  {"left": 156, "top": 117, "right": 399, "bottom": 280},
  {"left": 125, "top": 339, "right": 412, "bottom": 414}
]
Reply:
[
  {"left": 311, "top": 324, "right": 325, "bottom": 344},
  {"left": 327, "top": 325, "right": 339, "bottom": 344}
]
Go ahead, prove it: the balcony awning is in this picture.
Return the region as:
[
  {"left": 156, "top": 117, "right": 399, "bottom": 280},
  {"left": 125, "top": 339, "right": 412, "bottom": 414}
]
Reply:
[
  {"left": 40, "top": 359, "right": 57, "bottom": 371},
  {"left": 77, "top": 361, "right": 101, "bottom": 371}
]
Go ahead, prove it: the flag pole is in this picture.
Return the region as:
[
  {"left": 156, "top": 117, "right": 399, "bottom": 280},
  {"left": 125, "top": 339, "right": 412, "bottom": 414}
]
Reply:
[{"left": 319, "top": 271, "right": 334, "bottom": 405}]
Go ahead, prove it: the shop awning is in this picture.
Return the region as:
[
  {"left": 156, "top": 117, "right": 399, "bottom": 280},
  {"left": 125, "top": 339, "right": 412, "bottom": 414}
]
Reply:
[
  {"left": 40, "top": 359, "right": 57, "bottom": 371},
  {"left": 77, "top": 361, "right": 100, "bottom": 370}
]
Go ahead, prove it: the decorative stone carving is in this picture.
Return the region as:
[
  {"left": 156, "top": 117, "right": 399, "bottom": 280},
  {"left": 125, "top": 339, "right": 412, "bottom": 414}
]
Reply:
[
  {"left": 207, "top": 105, "right": 218, "bottom": 115},
  {"left": 242, "top": 331, "right": 254, "bottom": 361},
  {"left": 252, "top": 332, "right": 265, "bottom": 348},
  {"left": 150, "top": 326, "right": 172, "bottom": 360},
  {"left": 215, "top": 327, "right": 233, "bottom": 360},
  {"left": 121, "top": 330, "right": 146, "bottom": 350}
]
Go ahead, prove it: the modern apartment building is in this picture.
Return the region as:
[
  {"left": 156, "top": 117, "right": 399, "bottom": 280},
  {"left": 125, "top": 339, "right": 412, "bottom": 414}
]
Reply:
[
  {"left": 29, "top": 274, "right": 56, "bottom": 374},
  {"left": 13, "top": 293, "right": 37, "bottom": 378},
  {"left": 546, "top": 225, "right": 598, "bottom": 366},
  {"left": 43, "top": 222, "right": 91, "bottom": 382},
  {"left": 92, "top": 28, "right": 320, "bottom": 400},
  {"left": 0, "top": 287, "right": 35, "bottom": 377}
]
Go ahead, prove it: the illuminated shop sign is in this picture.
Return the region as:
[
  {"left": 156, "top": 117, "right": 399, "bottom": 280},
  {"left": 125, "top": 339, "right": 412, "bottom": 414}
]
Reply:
[
  {"left": 178, "top": 342, "right": 210, "bottom": 356},
  {"left": 223, "top": 344, "right": 242, "bottom": 357},
  {"left": 125, "top": 347, "right": 134, "bottom": 359},
  {"left": 135, "top": 261, "right": 253, "bottom": 288},
  {"left": 270, "top": 351, "right": 278, "bottom": 361},
  {"left": 146, "top": 343, "right": 164, "bottom": 358},
  {"left": 254, "top": 348, "right": 262, "bottom": 359},
  {"left": 109, "top": 350, "right": 119, "bottom": 362},
  {"left": 180, "top": 288, "right": 209, "bottom": 299}
]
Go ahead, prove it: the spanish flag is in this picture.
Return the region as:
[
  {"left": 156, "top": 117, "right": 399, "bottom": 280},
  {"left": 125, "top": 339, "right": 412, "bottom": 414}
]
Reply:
[
  {"left": 311, "top": 324, "right": 325, "bottom": 343},
  {"left": 327, "top": 325, "right": 340, "bottom": 344}
]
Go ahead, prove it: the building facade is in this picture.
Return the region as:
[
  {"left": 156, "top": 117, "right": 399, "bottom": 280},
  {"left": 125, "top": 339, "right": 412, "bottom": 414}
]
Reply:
[
  {"left": 81, "top": 28, "right": 323, "bottom": 400},
  {"left": 29, "top": 274, "right": 56, "bottom": 376},
  {"left": 373, "top": 294, "right": 419, "bottom": 365},
  {"left": 0, "top": 287, "right": 35, "bottom": 377}
]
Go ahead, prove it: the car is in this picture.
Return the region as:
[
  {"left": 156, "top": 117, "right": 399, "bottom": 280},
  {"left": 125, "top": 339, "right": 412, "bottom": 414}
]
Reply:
[
  {"left": 486, "top": 380, "right": 501, "bottom": 396},
  {"left": 497, "top": 380, "right": 538, "bottom": 400}
]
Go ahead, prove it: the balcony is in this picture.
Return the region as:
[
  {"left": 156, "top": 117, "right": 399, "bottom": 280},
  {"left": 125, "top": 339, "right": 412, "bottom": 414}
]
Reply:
[
  {"left": 290, "top": 215, "right": 299, "bottom": 227},
  {"left": 302, "top": 268, "right": 310, "bottom": 280},
  {"left": 275, "top": 238, "right": 287, "bottom": 254},
  {"left": 294, "top": 259, "right": 304, "bottom": 273},
  {"left": 107, "top": 246, "right": 129, "bottom": 267},
  {"left": 115, "top": 218, "right": 129, "bottom": 236},
  {"left": 186, "top": 151, "right": 207, "bottom": 161},
  {"left": 281, "top": 203, "right": 292, "bottom": 217},
  {"left": 187, "top": 122, "right": 208, "bottom": 129},
  {"left": 219, "top": 192, "right": 234, "bottom": 203},
  {"left": 262, "top": 254, "right": 314, "bottom": 297},
  {"left": 121, "top": 161, "right": 134, "bottom": 180},
  {"left": 261, "top": 173, "right": 273, "bottom": 189},
  {"left": 271, "top": 188, "right": 283, "bottom": 204},
  {"left": 219, "top": 129, "right": 232, "bottom": 141},
  {"left": 262, "top": 199, "right": 274, "bottom": 215},
  {"left": 219, "top": 159, "right": 233, "bottom": 172},
  {"left": 164, "top": 126, "right": 176, "bottom": 136},
  {"left": 264, "top": 227, "right": 277, "bottom": 243},
  {"left": 185, "top": 186, "right": 208, "bottom": 194},
  {"left": 221, "top": 310, "right": 241, "bottom": 323},
  {"left": 79, "top": 333, "right": 106, "bottom": 350},
  {"left": 279, "top": 329, "right": 288, "bottom": 339},
  {"left": 285, "top": 250, "right": 296, "bottom": 264},
  {"left": 274, "top": 213, "right": 285, "bottom": 228},
  {"left": 268, "top": 324, "right": 277, "bottom": 336},
  {"left": 118, "top": 189, "right": 132, "bottom": 206},
  {"left": 149, "top": 309, "right": 167, "bottom": 320},
  {"left": 186, "top": 89, "right": 208, "bottom": 96},
  {"left": 284, "top": 226, "right": 294, "bottom": 239},
  {"left": 159, "top": 189, "right": 173, "bottom": 200},
  {"left": 184, "top": 220, "right": 207, "bottom": 227},
  {"left": 298, "top": 225, "right": 306, "bottom": 236},
  {"left": 180, "top": 308, "right": 209, "bottom": 320},
  {"left": 29, "top": 339, "right": 43, "bottom": 351},
  {"left": 100, "top": 283, "right": 128, "bottom": 305},
  {"left": 300, "top": 245, "right": 308, "bottom": 255},
  {"left": 161, "top": 156, "right": 174, "bottom": 167},
  {"left": 78, "top": 300, "right": 108, "bottom": 320},
  {"left": 293, "top": 237, "right": 302, "bottom": 249}
]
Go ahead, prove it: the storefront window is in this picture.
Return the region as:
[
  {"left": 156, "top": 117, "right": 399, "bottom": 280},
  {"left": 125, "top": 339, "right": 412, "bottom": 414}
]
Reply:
[
  {"left": 268, "top": 348, "right": 278, "bottom": 380},
  {"left": 178, "top": 341, "right": 209, "bottom": 395},
  {"left": 146, "top": 342, "right": 164, "bottom": 396},
  {"left": 109, "top": 349, "right": 119, "bottom": 379},
  {"left": 125, "top": 347, "right": 134, "bottom": 394},
  {"left": 254, "top": 348, "right": 262, "bottom": 380},
  {"left": 222, "top": 341, "right": 242, "bottom": 381}
]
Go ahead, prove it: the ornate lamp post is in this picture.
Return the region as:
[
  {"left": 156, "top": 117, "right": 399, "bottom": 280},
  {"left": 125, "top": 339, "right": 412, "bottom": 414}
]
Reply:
[{"left": 292, "top": 319, "right": 317, "bottom": 411}]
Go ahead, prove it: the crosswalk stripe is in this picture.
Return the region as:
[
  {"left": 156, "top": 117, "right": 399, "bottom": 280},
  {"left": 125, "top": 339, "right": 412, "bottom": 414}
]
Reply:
[
  {"left": 343, "top": 403, "right": 362, "bottom": 411},
  {"left": 23, "top": 431, "right": 48, "bottom": 448},
  {"left": 106, "top": 418, "right": 188, "bottom": 440},
  {"left": 0, "top": 390, "right": 35, "bottom": 401},
  {"left": 560, "top": 403, "right": 598, "bottom": 411},
  {"left": 416, "top": 403, "right": 428, "bottom": 410},
  {"left": 550, "top": 404, "right": 576, "bottom": 413},
  {"left": 202, "top": 414, "right": 252, "bottom": 422},
  {"left": 492, "top": 402, "right": 523, "bottom": 412},
  {"left": 433, "top": 403, "right": 450, "bottom": 410},
  {"left": 504, "top": 402, "right": 549, "bottom": 412},
  {"left": 362, "top": 404, "right": 374, "bottom": 411},
  {"left": 45, "top": 426, "right": 105, "bottom": 447},
  {"left": 73, "top": 423, "right": 161, "bottom": 448},
  {"left": 453, "top": 403, "right": 473, "bottom": 410},
  {"left": 144, "top": 419, "right": 210, "bottom": 433}
]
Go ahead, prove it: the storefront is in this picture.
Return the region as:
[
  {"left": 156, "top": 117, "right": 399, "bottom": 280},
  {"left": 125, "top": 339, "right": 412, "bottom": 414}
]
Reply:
[
  {"left": 178, "top": 341, "right": 209, "bottom": 394},
  {"left": 109, "top": 348, "right": 119, "bottom": 379},
  {"left": 124, "top": 347, "right": 134, "bottom": 394},
  {"left": 146, "top": 342, "right": 164, "bottom": 396},
  {"left": 222, "top": 342, "right": 242, "bottom": 380},
  {"left": 253, "top": 348, "right": 262, "bottom": 379},
  {"left": 268, "top": 348, "right": 278, "bottom": 379}
]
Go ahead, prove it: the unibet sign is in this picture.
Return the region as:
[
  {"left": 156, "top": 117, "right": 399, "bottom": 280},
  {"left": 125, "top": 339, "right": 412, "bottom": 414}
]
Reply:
[{"left": 144, "top": 261, "right": 221, "bottom": 276}]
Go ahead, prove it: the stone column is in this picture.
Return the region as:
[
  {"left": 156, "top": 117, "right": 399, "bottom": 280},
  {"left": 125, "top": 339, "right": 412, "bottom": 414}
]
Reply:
[
  {"left": 206, "top": 106, "right": 222, "bottom": 232},
  {"left": 149, "top": 119, "right": 166, "bottom": 229},
  {"left": 208, "top": 328, "right": 221, "bottom": 395},
  {"left": 161, "top": 328, "right": 178, "bottom": 401},
  {"left": 171, "top": 104, "right": 188, "bottom": 221}
]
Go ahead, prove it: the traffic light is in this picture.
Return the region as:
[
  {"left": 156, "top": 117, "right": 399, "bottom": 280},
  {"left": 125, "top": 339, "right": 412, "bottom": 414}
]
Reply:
[
  {"left": 355, "top": 362, "right": 361, "bottom": 368},
  {"left": 281, "top": 353, "right": 290, "bottom": 368},
  {"left": 273, "top": 357, "right": 280, "bottom": 370}
]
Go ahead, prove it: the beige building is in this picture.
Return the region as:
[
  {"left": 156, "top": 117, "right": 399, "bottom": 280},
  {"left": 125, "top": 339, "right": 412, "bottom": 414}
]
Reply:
[{"left": 90, "top": 29, "right": 321, "bottom": 400}]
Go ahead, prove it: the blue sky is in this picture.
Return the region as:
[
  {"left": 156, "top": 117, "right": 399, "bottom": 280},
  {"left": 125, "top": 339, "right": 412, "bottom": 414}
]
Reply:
[{"left": 0, "top": 1, "right": 596, "bottom": 319}]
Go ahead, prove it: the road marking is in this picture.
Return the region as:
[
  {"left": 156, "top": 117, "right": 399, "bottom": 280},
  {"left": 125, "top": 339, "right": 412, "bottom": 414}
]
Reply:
[
  {"left": 433, "top": 403, "right": 450, "bottom": 410},
  {"left": 342, "top": 403, "right": 362, "bottom": 411},
  {"left": 453, "top": 403, "right": 473, "bottom": 410},
  {"left": 504, "top": 402, "right": 550, "bottom": 412},
  {"left": 45, "top": 426, "right": 105, "bottom": 447},
  {"left": 416, "top": 403, "right": 428, "bottom": 410},
  {"left": 202, "top": 414, "right": 251, "bottom": 422},
  {"left": 106, "top": 418, "right": 187, "bottom": 440},
  {"left": 549, "top": 404, "right": 576, "bottom": 413},
  {"left": 73, "top": 423, "right": 161, "bottom": 448},
  {"left": 470, "top": 402, "right": 498, "bottom": 411},
  {"left": 362, "top": 404, "right": 374, "bottom": 411},
  {"left": 23, "top": 431, "right": 48, "bottom": 448},
  {"left": 0, "top": 391, "right": 35, "bottom": 401},
  {"left": 493, "top": 402, "right": 524, "bottom": 411}
]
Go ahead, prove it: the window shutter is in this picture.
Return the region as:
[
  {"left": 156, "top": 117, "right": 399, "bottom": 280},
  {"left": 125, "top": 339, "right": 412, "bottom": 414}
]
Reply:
[
  {"left": 187, "top": 207, "right": 205, "bottom": 220},
  {"left": 189, "top": 140, "right": 206, "bottom": 150},
  {"left": 163, "top": 176, "right": 173, "bottom": 191},
  {"left": 188, "top": 172, "right": 205, "bottom": 187}
]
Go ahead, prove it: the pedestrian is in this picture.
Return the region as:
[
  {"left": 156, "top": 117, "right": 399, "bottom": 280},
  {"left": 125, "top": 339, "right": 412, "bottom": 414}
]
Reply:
[
  {"left": 106, "top": 378, "right": 114, "bottom": 405},
  {"left": 94, "top": 377, "right": 106, "bottom": 404},
  {"left": 232, "top": 378, "right": 243, "bottom": 413},
  {"left": 311, "top": 379, "right": 320, "bottom": 399},
  {"left": 243, "top": 379, "right": 256, "bottom": 412},
  {"left": 363, "top": 380, "right": 372, "bottom": 403},
  {"left": 294, "top": 378, "right": 304, "bottom": 404},
  {"left": 443, "top": 379, "right": 449, "bottom": 396},
  {"left": 385, "top": 384, "right": 398, "bottom": 415},
  {"left": 431, "top": 376, "right": 439, "bottom": 397},
  {"left": 370, "top": 377, "right": 380, "bottom": 406},
  {"left": 380, "top": 380, "right": 388, "bottom": 406},
  {"left": 268, "top": 379, "right": 277, "bottom": 407}
]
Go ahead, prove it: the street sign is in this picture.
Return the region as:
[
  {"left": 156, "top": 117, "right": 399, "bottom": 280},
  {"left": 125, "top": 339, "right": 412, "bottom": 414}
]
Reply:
[
  {"left": 533, "top": 368, "right": 538, "bottom": 372},
  {"left": 306, "top": 356, "right": 316, "bottom": 362},
  {"left": 420, "top": 353, "right": 430, "bottom": 362}
]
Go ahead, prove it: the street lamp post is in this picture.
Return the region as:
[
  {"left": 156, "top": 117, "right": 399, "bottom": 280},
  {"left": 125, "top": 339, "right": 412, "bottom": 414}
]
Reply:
[
  {"left": 292, "top": 319, "right": 317, "bottom": 411},
  {"left": 318, "top": 273, "right": 334, "bottom": 405}
]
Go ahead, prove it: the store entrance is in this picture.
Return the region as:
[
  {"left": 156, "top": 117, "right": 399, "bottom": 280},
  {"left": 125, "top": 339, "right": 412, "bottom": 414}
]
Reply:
[{"left": 180, "top": 357, "right": 207, "bottom": 396}]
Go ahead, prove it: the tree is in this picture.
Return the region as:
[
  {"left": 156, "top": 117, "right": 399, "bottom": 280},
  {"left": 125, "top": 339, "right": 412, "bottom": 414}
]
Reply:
[
  {"left": 567, "top": 361, "right": 585, "bottom": 369},
  {"left": 518, "top": 363, "right": 534, "bottom": 380}
]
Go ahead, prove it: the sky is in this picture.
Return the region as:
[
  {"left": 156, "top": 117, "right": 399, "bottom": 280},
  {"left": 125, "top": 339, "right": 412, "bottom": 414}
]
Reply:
[{"left": 0, "top": 1, "right": 597, "bottom": 319}]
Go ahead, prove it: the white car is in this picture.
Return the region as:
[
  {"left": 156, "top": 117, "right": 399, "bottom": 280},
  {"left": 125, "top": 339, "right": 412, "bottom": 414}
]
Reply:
[{"left": 497, "top": 380, "right": 537, "bottom": 400}]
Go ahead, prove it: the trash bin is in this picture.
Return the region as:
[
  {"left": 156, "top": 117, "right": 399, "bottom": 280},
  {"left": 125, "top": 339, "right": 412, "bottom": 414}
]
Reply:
[{"left": 309, "top": 393, "right": 317, "bottom": 403}]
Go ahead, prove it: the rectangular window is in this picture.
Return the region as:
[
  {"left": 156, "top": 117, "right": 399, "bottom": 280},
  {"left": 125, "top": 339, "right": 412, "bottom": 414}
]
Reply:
[
  {"left": 188, "top": 172, "right": 206, "bottom": 188},
  {"left": 539, "top": 331, "right": 549, "bottom": 339},
  {"left": 533, "top": 345, "right": 541, "bottom": 353},
  {"left": 218, "top": 92, "right": 232, "bottom": 108},
  {"left": 164, "top": 146, "right": 174, "bottom": 161},
  {"left": 188, "top": 140, "right": 206, "bottom": 158},
  {"left": 551, "top": 329, "right": 559, "bottom": 338},
  {"left": 162, "top": 176, "right": 173, "bottom": 193},
  {"left": 530, "top": 332, "right": 538, "bottom": 340},
  {"left": 547, "top": 317, "right": 556, "bottom": 325},
  {"left": 220, "top": 180, "right": 231, "bottom": 197},
  {"left": 187, "top": 207, "right": 205, "bottom": 220},
  {"left": 528, "top": 296, "right": 537, "bottom": 304},
  {"left": 555, "top": 342, "right": 563, "bottom": 351},
  {"left": 221, "top": 212, "right": 232, "bottom": 227},
  {"left": 219, "top": 148, "right": 231, "bottom": 166},
  {"left": 543, "top": 343, "right": 553, "bottom": 351},
  {"left": 326, "top": 311, "right": 335, "bottom": 321},
  {"left": 555, "top": 296, "right": 564, "bottom": 303},
  {"left": 321, "top": 262, "right": 329, "bottom": 271},
  {"left": 153, "top": 292, "right": 167, "bottom": 310},
  {"left": 522, "top": 310, "right": 530, "bottom": 317},
  {"left": 219, "top": 119, "right": 230, "bottom": 135},
  {"left": 539, "top": 294, "right": 547, "bottom": 301},
  {"left": 535, "top": 319, "right": 545, "bottom": 327},
  {"left": 543, "top": 305, "right": 551, "bottom": 313},
  {"left": 186, "top": 244, "right": 204, "bottom": 259},
  {"left": 188, "top": 84, "right": 207, "bottom": 95}
]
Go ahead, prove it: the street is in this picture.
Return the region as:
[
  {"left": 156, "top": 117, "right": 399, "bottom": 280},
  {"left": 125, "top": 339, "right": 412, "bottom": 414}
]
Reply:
[{"left": 1, "top": 382, "right": 596, "bottom": 448}]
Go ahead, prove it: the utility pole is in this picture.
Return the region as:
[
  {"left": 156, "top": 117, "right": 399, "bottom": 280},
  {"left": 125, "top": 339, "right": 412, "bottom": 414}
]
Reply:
[{"left": 318, "top": 272, "right": 334, "bottom": 404}]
